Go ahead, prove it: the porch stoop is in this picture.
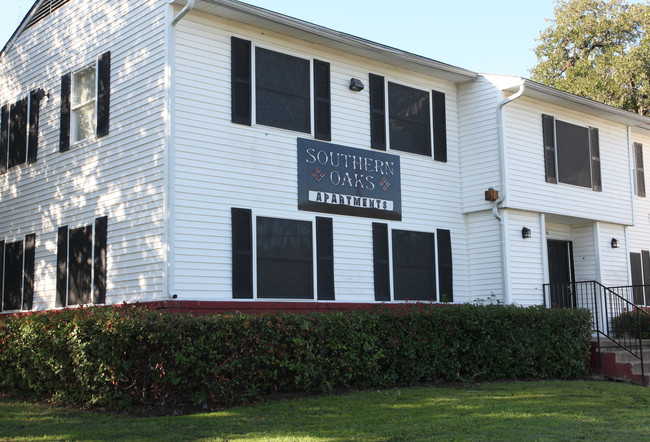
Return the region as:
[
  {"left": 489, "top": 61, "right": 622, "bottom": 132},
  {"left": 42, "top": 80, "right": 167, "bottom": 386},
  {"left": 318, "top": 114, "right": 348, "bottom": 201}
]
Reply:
[{"left": 589, "top": 339, "right": 650, "bottom": 386}]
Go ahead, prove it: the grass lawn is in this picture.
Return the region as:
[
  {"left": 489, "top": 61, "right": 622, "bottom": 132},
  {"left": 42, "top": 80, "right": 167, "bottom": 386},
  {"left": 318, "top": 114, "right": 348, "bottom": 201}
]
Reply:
[{"left": 0, "top": 380, "right": 649, "bottom": 441}]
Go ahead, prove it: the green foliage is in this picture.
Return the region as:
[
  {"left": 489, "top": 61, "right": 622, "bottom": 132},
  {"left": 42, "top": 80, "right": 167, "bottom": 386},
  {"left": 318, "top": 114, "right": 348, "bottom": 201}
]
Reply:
[
  {"left": 531, "top": 0, "right": 650, "bottom": 115},
  {"left": 611, "top": 310, "right": 650, "bottom": 339},
  {"left": 0, "top": 304, "right": 593, "bottom": 410}
]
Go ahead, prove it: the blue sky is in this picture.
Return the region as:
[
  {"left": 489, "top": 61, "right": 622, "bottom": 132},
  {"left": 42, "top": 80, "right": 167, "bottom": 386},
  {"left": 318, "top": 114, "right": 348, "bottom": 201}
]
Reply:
[{"left": 1, "top": 0, "right": 559, "bottom": 78}]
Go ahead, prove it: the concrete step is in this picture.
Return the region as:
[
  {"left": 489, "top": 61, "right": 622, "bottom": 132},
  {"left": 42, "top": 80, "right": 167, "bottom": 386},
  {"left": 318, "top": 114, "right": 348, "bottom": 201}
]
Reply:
[{"left": 589, "top": 339, "right": 650, "bottom": 386}]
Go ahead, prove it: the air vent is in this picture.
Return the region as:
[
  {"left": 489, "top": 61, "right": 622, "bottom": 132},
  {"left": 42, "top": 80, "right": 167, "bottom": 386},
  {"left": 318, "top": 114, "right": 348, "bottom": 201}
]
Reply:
[{"left": 25, "top": 0, "right": 70, "bottom": 29}]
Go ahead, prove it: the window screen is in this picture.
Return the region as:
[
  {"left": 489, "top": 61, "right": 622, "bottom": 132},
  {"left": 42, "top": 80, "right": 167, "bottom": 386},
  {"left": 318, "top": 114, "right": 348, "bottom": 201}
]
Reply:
[
  {"left": 257, "top": 217, "right": 313, "bottom": 299},
  {"left": 388, "top": 82, "right": 431, "bottom": 156},
  {"left": 255, "top": 47, "right": 310, "bottom": 133},
  {"left": 392, "top": 230, "right": 436, "bottom": 300},
  {"left": 555, "top": 120, "right": 591, "bottom": 188}
]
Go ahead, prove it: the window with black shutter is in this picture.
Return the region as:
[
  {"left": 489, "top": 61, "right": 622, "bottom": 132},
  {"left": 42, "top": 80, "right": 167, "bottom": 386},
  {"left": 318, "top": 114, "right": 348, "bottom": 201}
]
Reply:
[
  {"left": 1, "top": 90, "right": 42, "bottom": 172},
  {"left": 230, "top": 38, "right": 330, "bottom": 140},
  {"left": 542, "top": 114, "right": 601, "bottom": 191},
  {"left": 0, "top": 234, "right": 36, "bottom": 312},
  {"left": 635, "top": 142, "right": 645, "bottom": 197},
  {"left": 55, "top": 217, "right": 108, "bottom": 307},
  {"left": 369, "top": 74, "right": 447, "bottom": 160},
  {"left": 372, "top": 226, "right": 452, "bottom": 302},
  {"left": 60, "top": 51, "right": 111, "bottom": 150},
  {"left": 230, "top": 210, "right": 332, "bottom": 300}
]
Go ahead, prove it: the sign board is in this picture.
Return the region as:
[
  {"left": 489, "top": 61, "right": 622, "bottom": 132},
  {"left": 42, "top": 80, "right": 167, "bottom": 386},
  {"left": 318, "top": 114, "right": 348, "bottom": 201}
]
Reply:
[{"left": 297, "top": 138, "right": 402, "bottom": 220}]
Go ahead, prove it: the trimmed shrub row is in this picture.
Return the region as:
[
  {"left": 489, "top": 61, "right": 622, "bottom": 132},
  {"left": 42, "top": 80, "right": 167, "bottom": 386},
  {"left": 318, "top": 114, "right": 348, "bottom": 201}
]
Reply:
[
  {"left": 611, "top": 310, "right": 650, "bottom": 339},
  {"left": 0, "top": 303, "right": 593, "bottom": 409}
]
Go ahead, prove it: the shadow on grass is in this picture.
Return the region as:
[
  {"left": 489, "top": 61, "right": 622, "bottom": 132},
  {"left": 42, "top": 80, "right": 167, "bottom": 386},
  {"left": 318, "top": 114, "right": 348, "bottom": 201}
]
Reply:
[{"left": 1, "top": 380, "right": 649, "bottom": 440}]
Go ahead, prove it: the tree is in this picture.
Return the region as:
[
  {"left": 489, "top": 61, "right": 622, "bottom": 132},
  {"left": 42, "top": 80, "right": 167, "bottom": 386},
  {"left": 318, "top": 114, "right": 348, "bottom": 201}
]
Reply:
[{"left": 531, "top": 0, "right": 650, "bottom": 115}]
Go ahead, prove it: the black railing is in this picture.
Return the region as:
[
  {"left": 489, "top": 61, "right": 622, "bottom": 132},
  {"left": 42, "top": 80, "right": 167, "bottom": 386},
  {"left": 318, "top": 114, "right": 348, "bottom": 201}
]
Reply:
[{"left": 543, "top": 281, "right": 647, "bottom": 386}]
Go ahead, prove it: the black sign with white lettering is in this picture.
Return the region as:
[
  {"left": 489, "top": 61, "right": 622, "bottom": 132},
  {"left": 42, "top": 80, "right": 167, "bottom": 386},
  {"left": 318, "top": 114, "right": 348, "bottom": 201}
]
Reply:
[{"left": 297, "top": 138, "right": 402, "bottom": 220}]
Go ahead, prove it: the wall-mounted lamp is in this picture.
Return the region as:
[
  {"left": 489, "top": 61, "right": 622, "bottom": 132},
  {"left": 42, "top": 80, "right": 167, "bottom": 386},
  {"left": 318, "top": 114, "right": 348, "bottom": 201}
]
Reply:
[
  {"left": 32, "top": 88, "right": 48, "bottom": 100},
  {"left": 611, "top": 238, "right": 619, "bottom": 249},
  {"left": 522, "top": 227, "right": 531, "bottom": 239},
  {"left": 349, "top": 78, "right": 364, "bottom": 92}
]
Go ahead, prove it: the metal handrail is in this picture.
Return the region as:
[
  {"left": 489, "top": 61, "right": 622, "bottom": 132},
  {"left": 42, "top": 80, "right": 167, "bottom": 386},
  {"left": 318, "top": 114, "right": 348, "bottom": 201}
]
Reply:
[{"left": 543, "top": 280, "right": 647, "bottom": 386}]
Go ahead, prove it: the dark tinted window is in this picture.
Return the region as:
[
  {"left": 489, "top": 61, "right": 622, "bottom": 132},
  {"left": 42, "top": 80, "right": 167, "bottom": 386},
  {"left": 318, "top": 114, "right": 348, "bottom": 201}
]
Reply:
[
  {"left": 392, "top": 230, "right": 436, "bottom": 300},
  {"left": 255, "top": 47, "right": 310, "bottom": 133},
  {"left": 3, "top": 241, "right": 23, "bottom": 311},
  {"left": 388, "top": 82, "right": 431, "bottom": 156},
  {"left": 257, "top": 217, "right": 313, "bottom": 299},
  {"left": 68, "top": 225, "right": 92, "bottom": 305},
  {"left": 556, "top": 120, "right": 591, "bottom": 188}
]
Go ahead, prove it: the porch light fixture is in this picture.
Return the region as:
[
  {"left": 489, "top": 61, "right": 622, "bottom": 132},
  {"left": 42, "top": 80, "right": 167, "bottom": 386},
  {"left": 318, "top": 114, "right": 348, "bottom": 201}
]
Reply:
[
  {"left": 611, "top": 238, "right": 619, "bottom": 248},
  {"left": 349, "top": 78, "right": 364, "bottom": 92},
  {"left": 522, "top": 227, "right": 531, "bottom": 239}
]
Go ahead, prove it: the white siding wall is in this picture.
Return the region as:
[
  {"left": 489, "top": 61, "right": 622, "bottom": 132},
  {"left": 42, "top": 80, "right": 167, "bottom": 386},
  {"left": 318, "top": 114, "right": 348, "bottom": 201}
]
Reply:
[
  {"left": 172, "top": 10, "right": 469, "bottom": 302},
  {"left": 0, "top": 0, "right": 168, "bottom": 310},
  {"left": 598, "top": 222, "right": 628, "bottom": 287},
  {"left": 458, "top": 77, "right": 501, "bottom": 213},
  {"left": 465, "top": 210, "right": 502, "bottom": 303},
  {"left": 506, "top": 209, "right": 544, "bottom": 306},
  {"left": 627, "top": 129, "right": 650, "bottom": 257},
  {"left": 503, "top": 97, "right": 634, "bottom": 225},
  {"left": 572, "top": 223, "right": 598, "bottom": 282}
]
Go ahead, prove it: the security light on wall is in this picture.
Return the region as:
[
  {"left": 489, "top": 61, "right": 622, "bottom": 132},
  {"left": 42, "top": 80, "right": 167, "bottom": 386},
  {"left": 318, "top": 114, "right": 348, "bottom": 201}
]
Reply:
[
  {"left": 611, "top": 238, "right": 619, "bottom": 248},
  {"left": 522, "top": 227, "right": 531, "bottom": 239},
  {"left": 349, "top": 78, "right": 364, "bottom": 92}
]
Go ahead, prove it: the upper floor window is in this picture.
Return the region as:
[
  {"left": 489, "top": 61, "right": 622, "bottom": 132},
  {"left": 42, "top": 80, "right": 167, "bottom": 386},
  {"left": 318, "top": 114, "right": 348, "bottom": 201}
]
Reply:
[
  {"left": 0, "top": 234, "right": 35, "bottom": 312},
  {"left": 60, "top": 51, "right": 110, "bottom": 152},
  {"left": 369, "top": 73, "right": 447, "bottom": 161},
  {"left": 231, "top": 37, "right": 331, "bottom": 141},
  {"left": 542, "top": 114, "right": 601, "bottom": 191},
  {"left": 0, "top": 90, "right": 42, "bottom": 173},
  {"left": 634, "top": 142, "right": 645, "bottom": 197}
]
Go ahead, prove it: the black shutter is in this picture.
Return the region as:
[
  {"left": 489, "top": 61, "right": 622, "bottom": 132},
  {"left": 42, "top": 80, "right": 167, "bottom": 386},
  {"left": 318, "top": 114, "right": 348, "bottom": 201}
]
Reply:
[
  {"left": 432, "top": 90, "right": 447, "bottom": 162},
  {"left": 316, "top": 217, "right": 334, "bottom": 300},
  {"left": 635, "top": 142, "right": 645, "bottom": 197},
  {"left": 369, "top": 73, "right": 386, "bottom": 151},
  {"left": 590, "top": 127, "right": 601, "bottom": 191},
  {"left": 68, "top": 225, "right": 92, "bottom": 305},
  {"left": 0, "top": 241, "right": 4, "bottom": 311},
  {"left": 630, "top": 252, "right": 644, "bottom": 305},
  {"left": 9, "top": 97, "right": 28, "bottom": 168},
  {"left": 231, "top": 37, "right": 252, "bottom": 126},
  {"left": 313, "top": 59, "right": 331, "bottom": 141},
  {"left": 60, "top": 73, "right": 71, "bottom": 152},
  {"left": 232, "top": 208, "right": 253, "bottom": 298},
  {"left": 28, "top": 90, "right": 41, "bottom": 163},
  {"left": 0, "top": 105, "right": 7, "bottom": 174},
  {"left": 93, "top": 216, "right": 108, "bottom": 304},
  {"left": 97, "top": 51, "right": 111, "bottom": 138},
  {"left": 372, "top": 222, "right": 390, "bottom": 301},
  {"left": 542, "top": 114, "right": 557, "bottom": 184},
  {"left": 642, "top": 250, "right": 650, "bottom": 306},
  {"left": 23, "top": 234, "right": 35, "bottom": 310},
  {"left": 436, "top": 229, "right": 453, "bottom": 302},
  {"left": 56, "top": 226, "right": 68, "bottom": 307}
]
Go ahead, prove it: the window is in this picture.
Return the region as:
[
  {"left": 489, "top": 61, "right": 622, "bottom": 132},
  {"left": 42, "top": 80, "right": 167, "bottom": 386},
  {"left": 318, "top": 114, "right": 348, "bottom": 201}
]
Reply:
[
  {"left": 0, "top": 234, "right": 35, "bottom": 312},
  {"left": 231, "top": 37, "right": 331, "bottom": 141},
  {"left": 629, "top": 251, "right": 650, "bottom": 306},
  {"left": 372, "top": 224, "right": 453, "bottom": 302},
  {"left": 231, "top": 209, "right": 334, "bottom": 300},
  {"left": 369, "top": 73, "right": 447, "bottom": 161},
  {"left": 634, "top": 142, "right": 645, "bottom": 197},
  {"left": 0, "top": 90, "right": 42, "bottom": 173},
  {"left": 56, "top": 217, "right": 107, "bottom": 307},
  {"left": 542, "top": 114, "right": 601, "bottom": 191},
  {"left": 60, "top": 51, "right": 110, "bottom": 152}
]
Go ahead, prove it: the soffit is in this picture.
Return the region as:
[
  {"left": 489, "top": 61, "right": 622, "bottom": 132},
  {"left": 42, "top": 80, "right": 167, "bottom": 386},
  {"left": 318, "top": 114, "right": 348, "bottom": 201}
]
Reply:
[{"left": 171, "top": 0, "right": 477, "bottom": 84}]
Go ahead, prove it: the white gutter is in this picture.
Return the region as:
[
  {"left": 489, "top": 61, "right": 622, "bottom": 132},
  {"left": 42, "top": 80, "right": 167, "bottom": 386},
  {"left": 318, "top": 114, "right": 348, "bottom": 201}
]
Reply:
[
  {"left": 493, "top": 81, "right": 526, "bottom": 305},
  {"left": 165, "top": 0, "right": 194, "bottom": 300},
  {"left": 172, "top": 0, "right": 195, "bottom": 26}
]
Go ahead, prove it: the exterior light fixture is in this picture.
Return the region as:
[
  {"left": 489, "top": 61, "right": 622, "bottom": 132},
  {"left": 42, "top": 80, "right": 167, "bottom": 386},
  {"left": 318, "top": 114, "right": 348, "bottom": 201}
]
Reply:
[
  {"left": 349, "top": 78, "right": 364, "bottom": 92},
  {"left": 522, "top": 227, "right": 531, "bottom": 239},
  {"left": 611, "top": 238, "right": 619, "bottom": 248}
]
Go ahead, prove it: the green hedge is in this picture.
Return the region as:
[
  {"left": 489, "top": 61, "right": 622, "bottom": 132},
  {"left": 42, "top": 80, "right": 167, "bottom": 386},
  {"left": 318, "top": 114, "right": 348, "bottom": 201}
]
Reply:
[
  {"left": 0, "top": 304, "right": 592, "bottom": 409},
  {"left": 611, "top": 310, "right": 650, "bottom": 339}
]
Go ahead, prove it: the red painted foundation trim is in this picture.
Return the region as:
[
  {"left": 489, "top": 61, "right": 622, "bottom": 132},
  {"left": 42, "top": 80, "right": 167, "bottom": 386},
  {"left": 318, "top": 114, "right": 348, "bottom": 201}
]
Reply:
[{"left": 589, "top": 341, "right": 649, "bottom": 386}]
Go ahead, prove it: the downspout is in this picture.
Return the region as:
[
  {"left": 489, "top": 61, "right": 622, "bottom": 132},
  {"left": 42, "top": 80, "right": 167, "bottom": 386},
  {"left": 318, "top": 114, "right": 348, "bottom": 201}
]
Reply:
[
  {"left": 493, "top": 81, "right": 526, "bottom": 305},
  {"left": 172, "top": 0, "right": 195, "bottom": 26},
  {"left": 164, "top": 0, "right": 194, "bottom": 300}
]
